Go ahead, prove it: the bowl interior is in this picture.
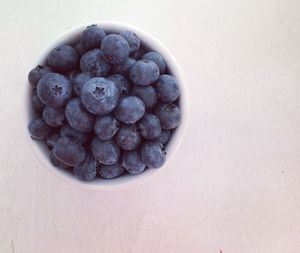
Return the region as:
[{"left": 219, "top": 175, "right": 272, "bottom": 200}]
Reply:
[{"left": 26, "top": 21, "right": 187, "bottom": 190}]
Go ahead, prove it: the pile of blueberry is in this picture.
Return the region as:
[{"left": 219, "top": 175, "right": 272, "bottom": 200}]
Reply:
[{"left": 28, "top": 24, "right": 181, "bottom": 181}]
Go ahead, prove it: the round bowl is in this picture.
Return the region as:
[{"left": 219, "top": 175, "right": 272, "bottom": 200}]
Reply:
[{"left": 26, "top": 21, "right": 188, "bottom": 190}]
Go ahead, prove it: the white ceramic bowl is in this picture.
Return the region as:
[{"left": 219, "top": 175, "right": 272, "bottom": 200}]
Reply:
[{"left": 26, "top": 21, "right": 188, "bottom": 190}]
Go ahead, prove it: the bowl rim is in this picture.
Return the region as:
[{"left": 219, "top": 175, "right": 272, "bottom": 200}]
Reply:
[{"left": 25, "top": 21, "right": 189, "bottom": 191}]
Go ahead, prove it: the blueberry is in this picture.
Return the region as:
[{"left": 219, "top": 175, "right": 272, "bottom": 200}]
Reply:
[
  {"left": 37, "top": 73, "right": 72, "bottom": 108},
  {"left": 141, "top": 141, "right": 166, "bottom": 168},
  {"left": 28, "top": 118, "right": 51, "bottom": 140},
  {"left": 115, "top": 124, "right": 141, "bottom": 150},
  {"left": 107, "top": 74, "right": 130, "bottom": 96},
  {"left": 32, "top": 89, "right": 45, "bottom": 112},
  {"left": 138, "top": 114, "right": 161, "bottom": 139},
  {"left": 73, "top": 153, "right": 97, "bottom": 181},
  {"left": 48, "top": 45, "right": 78, "bottom": 73},
  {"left": 119, "top": 31, "right": 140, "bottom": 53},
  {"left": 122, "top": 150, "right": 146, "bottom": 175},
  {"left": 80, "top": 77, "right": 119, "bottom": 115},
  {"left": 155, "top": 103, "right": 181, "bottom": 129},
  {"left": 141, "top": 52, "right": 166, "bottom": 74},
  {"left": 80, "top": 49, "right": 111, "bottom": 77},
  {"left": 157, "top": 129, "right": 171, "bottom": 145},
  {"left": 80, "top": 24, "right": 106, "bottom": 51},
  {"left": 49, "top": 150, "right": 61, "bottom": 166},
  {"left": 101, "top": 34, "right": 130, "bottom": 64},
  {"left": 114, "top": 96, "right": 145, "bottom": 124},
  {"left": 131, "top": 85, "right": 157, "bottom": 110},
  {"left": 53, "top": 137, "right": 86, "bottom": 166},
  {"left": 111, "top": 57, "right": 136, "bottom": 75},
  {"left": 50, "top": 151, "right": 70, "bottom": 169},
  {"left": 94, "top": 115, "right": 119, "bottom": 141},
  {"left": 28, "top": 65, "right": 52, "bottom": 88},
  {"left": 59, "top": 162, "right": 70, "bottom": 170},
  {"left": 74, "top": 42, "right": 86, "bottom": 58},
  {"left": 91, "top": 137, "right": 120, "bottom": 165},
  {"left": 129, "top": 60, "right": 160, "bottom": 86},
  {"left": 72, "top": 72, "right": 92, "bottom": 96},
  {"left": 130, "top": 47, "right": 146, "bottom": 60},
  {"left": 42, "top": 106, "right": 65, "bottom": 127},
  {"left": 46, "top": 132, "right": 60, "bottom": 149},
  {"left": 60, "top": 124, "right": 91, "bottom": 144},
  {"left": 97, "top": 162, "right": 124, "bottom": 179},
  {"left": 65, "top": 98, "right": 95, "bottom": 133},
  {"left": 154, "top": 75, "right": 180, "bottom": 102}
]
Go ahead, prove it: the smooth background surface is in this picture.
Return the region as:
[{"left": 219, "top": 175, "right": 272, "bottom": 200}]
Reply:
[{"left": 0, "top": 0, "right": 300, "bottom": 252}]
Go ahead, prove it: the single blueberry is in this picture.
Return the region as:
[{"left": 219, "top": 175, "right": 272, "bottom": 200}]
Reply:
[
  {"left": 154, "top": 75, "right": 180, "bottom": 102},
  {"left": 80, "top": 24, "right": 106, "bottom": 51},
  {"left": 115, "top": 124, "right": 141, "bottom": 150},
  {"left": 155, "top": 103, "right": 181, "bottom": 129},
  {"left": 48, "top": 45, "right": 78, "bottom": 73},
  {"left": 131, "top": 85, "right": 157, "bottom": 110},
  {"left": 73, "top": 153, "right": 97, "bottom": 181},
  {"left": 42, "top": 106, "right": 65, "bottom": 127},
  {"left": 53, "top": 137, "right": 86, "bottom": 166},
  {"left": 97, "top": 162, "right": 125, "bottom": 179},
  {"left": 65, "top": 98, "right": 95, "bottom": 133},
  {"left": 50, "top": 151, "right": 70, "bottom": 169},
  {"left": 72, "top": 72, "right": 92, "bottom": 96},
  {"left": 32, "top": 89, "right": 46, "bottom": 112},
  {"left": 129, "top": 60, "right": 160, "bottom": 86},
  {"left": 157, "top": 129, "right": 171, "bottom": 145},
  {"left": 49, "top": 150, "right": 61, "bottom": 166},
  {"left": 28, "top": 65, "right": 52, "bottom": 88},
  {"left": 122, "top": 150, "right": 146, "bottom": 175},
  {"left": 141, "top": 52, "right": 167, "bottom": 74},
  {"left": 111, "top": 57, "right": 136, "bottom": 75},
  {"left": 119, "top": 31, "right": 140, "bottom": 53},
  {"left": 28, "top": 118, "right": 51, "bottom": 140},
  {"left": 80, "top": 77, "right": 119, "bottom": 115},
  {"left": 80, "top": 49, "right": 111, "bottom": 77},
  {"left": 60, "top": 124, "right": 91, "bottom": 144},
  {"left": 74, "top": 42, "right": 86, "bottom": 58},
  {"left": 91, "top": 137, "right": 120, "bottom": 165},
  {"left": 46, "top": 132, "right": 60, "bottom": 149},
  {"left": 141, "top": 141, "right": 166, "bottom": 168},
  {"left": 138, "top": 114, "right": 161, "bottom": 139},
  {"left": 94, "top": 115, "right": 119, "bottom": 141},
  {"left": 59, "top": 162, "right": 70, "bottom": 170},
  {"left": 37, "top": 73, "right": 72, "bottom": 108},
  {"left": 101, "top": 34, "right": 130, "bottom": 64},
  {"left": 114, "top": 96, "right": 145, "bottom": 124},
  {"left": 107, "top": 74, "right": 130, "bottom": 97}
]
